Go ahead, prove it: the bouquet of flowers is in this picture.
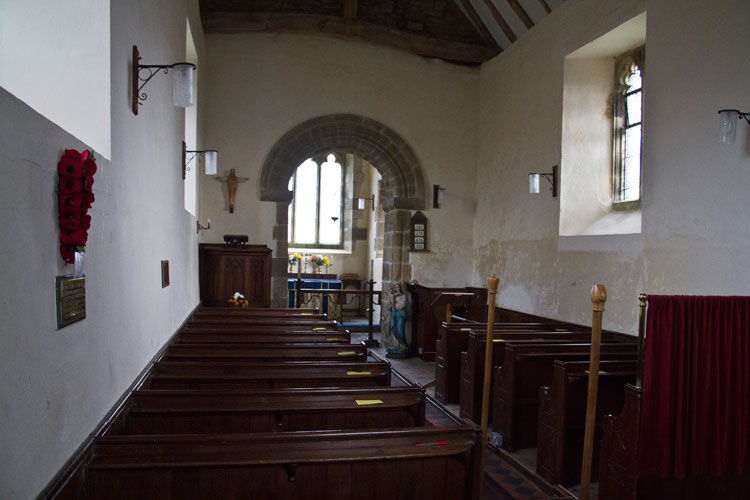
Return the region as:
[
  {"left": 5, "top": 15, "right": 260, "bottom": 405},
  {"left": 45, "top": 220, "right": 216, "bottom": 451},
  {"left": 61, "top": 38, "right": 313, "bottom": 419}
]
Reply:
[
  {"left": 310, "top": 255, "right": 329, "bottom": 268},
  {"left": 228, "top": 292, "right": 248, "bottom": 308},
  {"left": 288, "top": 253, "right": 303, "bottom": 265}
]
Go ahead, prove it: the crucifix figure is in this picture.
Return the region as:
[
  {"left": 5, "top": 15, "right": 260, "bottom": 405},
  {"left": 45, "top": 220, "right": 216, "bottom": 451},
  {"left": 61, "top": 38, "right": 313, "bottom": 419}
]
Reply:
[{"left": 215, "top": 168, "right": 248, "bottom": 213}]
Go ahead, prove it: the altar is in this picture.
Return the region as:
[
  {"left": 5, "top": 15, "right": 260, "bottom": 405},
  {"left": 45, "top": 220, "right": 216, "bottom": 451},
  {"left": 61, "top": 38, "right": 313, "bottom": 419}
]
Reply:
[{"left": 287, "top": 277, "right": 343, "bottom": 315}]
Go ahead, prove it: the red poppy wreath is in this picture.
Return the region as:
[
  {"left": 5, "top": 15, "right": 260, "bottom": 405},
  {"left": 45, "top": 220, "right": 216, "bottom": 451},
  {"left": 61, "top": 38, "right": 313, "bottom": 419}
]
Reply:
[{"left": 58, "top": 149, "right": 97, "bottom": 264}]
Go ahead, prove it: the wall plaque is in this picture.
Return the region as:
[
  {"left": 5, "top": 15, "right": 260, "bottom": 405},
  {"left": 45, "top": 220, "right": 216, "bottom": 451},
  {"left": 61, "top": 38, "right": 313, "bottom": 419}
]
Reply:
[
  {"left": 56, "top": 276, "right": 86, "bottom": 329},
  {"left": 410, "top": 211, "right": 428, "bottom": 252}
]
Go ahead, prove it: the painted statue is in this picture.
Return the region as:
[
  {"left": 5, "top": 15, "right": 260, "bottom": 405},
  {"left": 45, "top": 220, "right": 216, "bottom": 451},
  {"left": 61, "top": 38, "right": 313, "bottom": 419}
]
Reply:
[{"left": 386, "top": 282, "right": 411, "bottom": 358}]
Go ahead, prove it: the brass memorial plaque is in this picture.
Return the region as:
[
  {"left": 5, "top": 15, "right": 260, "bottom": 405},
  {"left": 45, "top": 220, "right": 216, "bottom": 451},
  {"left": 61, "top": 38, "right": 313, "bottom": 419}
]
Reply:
[{"left": 56, "top": 276, "right": 86, "bottom": 329}]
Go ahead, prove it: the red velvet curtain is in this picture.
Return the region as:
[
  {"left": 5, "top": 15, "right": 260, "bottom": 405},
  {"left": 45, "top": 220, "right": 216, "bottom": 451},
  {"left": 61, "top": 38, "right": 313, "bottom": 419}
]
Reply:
[{"left": 639, "top": 295, "right": 750, "bottom": 479}]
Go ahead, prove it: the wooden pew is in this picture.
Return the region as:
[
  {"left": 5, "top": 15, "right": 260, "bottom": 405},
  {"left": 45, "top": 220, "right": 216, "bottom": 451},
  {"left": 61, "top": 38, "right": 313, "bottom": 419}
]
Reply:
[
  {"left": 175, "top": 330, "right": 351, "bottom": 344},
  {"left": 103, "top": 387, "right": 426, "bottom": 435},
  {"left": 141, "top": 361, "right": 392, "bottom": 390},
  {"left": 407, "top": 283, "right": 487, "bottom": 361},
  {"left": 161, "top": 343, "right": 369, "bottom": 362},
  {"left": 88, "top": 424, "right": 482, "bottom": 500},
  {"left": 536, "top": 359, "right": 636, "bottom": 486},
  {"left": 458, "top": 330, "right": 622, "bottom": 421},
  {"left": 492, "top": 342, "right": 638, "bottom": 451},
  {"left": 193, "top": 307, "right": 320, "bottom": 317},
  {"left": 435, "top": 322, "right": 588, "bottom": 404},
  {"left": 187, "top": 316, "right": 334, "bottom": 326}
]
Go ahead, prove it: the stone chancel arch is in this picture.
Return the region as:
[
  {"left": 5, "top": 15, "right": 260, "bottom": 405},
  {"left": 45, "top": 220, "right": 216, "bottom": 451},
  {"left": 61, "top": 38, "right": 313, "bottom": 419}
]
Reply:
[
  {"left": 258, "top": 114, "right": 426, "bottom": 335},
  {"left": 258, "top": 114, "right": 425, "bottom": 208}
]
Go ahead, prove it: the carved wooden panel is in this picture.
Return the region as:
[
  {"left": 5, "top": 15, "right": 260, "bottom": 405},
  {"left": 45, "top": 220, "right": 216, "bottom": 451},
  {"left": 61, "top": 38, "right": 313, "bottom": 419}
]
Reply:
[{"left": 199, "top": 244, "right": 271, "bottom": 307}]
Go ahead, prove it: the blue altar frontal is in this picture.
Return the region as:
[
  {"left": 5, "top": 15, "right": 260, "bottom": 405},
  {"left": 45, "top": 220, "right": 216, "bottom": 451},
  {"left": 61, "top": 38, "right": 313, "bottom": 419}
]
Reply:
[{"left": 287, "top": 278, "right": 343, "bottom": 314}]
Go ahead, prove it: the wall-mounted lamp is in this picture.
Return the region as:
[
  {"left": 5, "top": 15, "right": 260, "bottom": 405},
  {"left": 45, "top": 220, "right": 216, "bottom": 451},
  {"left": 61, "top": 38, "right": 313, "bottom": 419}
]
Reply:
[
  {"left": 182, "top": 141, "right": 218, "bottom": 179},
  {"left": 356, "top": 195, "right": 376, "bottom": 211},
  {"left": 433, "top": 185, "right": 447, "bottom": 208},
  {"left": 132, "top": 45, "right": 196, "bottom": 115},
  {"left": 528, "top": 165, "right": 558, "bottom": 197},
  {"left": 718, "top": 109, "right": 750, "bottom": 145},
  {"left": 197, "top": 218, "right": 211, "bottom": 234}
]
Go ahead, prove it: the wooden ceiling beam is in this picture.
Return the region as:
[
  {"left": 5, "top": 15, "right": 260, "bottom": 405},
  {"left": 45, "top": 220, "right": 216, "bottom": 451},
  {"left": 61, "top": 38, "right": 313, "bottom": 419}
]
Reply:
[
  {"left": 538, "top": 0, "right": 552, "bottom": 14},
  {"left": 457, "top": 0, "right": 501, "bottom": 50},
  {"left": 343, "top": 0, "right": 357, "bottom": 19},
  {"left": 481, "top": 0, "right": 517, "bottom": 43},
  {"left": 203, "top": 12, "right": 498, "bottom": 64},
  {"left": 506, "top": 0, "right": 534, "bottom": 29}
]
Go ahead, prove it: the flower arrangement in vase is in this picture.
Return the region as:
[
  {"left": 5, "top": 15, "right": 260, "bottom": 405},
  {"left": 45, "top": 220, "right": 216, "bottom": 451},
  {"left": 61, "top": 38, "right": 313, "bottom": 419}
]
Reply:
[
  {"left": 310, "top": 255, "right": 330, "bottom": 274},
  {"left": 288, "top": 252, "right": 302, "bottom": 272},
  {"left": 228, "top": 292, "right": 248, "bottom": 308}
]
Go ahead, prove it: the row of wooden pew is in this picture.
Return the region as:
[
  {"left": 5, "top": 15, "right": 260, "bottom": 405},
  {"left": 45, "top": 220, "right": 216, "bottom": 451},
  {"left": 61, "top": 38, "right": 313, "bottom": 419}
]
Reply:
[
  {"left": 51, "top": 307, "right": 484, "bottom": 499},
  {"left": 433, "top": 318, "right": 638, "bottom": 488}
]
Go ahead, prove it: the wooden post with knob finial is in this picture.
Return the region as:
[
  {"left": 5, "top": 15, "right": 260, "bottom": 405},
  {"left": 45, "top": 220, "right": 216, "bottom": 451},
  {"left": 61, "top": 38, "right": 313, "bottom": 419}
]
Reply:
[
  {"left": 579, "top": 284, "right": 607, "bottom": 500},
  {"left": 478, "top": 274, "right": 500, "bottom": 499}
]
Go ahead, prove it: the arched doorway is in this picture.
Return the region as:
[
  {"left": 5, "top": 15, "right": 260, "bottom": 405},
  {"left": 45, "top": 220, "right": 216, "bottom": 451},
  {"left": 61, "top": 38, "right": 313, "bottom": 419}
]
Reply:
[{"left": 257, "top": 114, "right": 426, "bottom": 333}]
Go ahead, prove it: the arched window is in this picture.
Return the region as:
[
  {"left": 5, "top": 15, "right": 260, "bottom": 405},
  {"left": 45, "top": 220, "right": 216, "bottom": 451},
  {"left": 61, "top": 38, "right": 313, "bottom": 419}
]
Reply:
[
  {"left": 613, "top": 47, "right": 645, "bottom": 208},
  {"left": 288, "top": 153, "right": 344, "bottom": 248}
]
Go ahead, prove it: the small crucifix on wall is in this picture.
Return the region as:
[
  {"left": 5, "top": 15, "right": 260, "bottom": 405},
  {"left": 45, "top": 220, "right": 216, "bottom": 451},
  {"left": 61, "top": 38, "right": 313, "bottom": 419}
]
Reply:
[{"left": 215, "top": 168, "right": 248, "bottom": 214}]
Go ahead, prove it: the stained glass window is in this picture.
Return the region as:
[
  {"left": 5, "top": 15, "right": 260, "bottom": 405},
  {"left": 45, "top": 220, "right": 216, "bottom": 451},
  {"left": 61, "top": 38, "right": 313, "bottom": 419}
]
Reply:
[{"left": 613, "top": 48, "right": 645, "bottom": 206}]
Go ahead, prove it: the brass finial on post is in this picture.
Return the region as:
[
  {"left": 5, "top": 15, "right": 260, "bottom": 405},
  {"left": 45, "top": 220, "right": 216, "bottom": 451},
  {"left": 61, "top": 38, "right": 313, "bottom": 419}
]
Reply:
[
  {"left": 478, "top": 274, "right": 500, "bottom": 499},
  {"left": 579, "top": 284, "right": 607, "bottom": 500}
]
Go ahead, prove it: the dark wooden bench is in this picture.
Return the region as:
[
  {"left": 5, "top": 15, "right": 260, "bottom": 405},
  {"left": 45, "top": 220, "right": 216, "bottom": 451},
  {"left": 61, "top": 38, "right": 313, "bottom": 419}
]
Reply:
[
  {"left": 188, "top": 316, "right": 335, "bottom": 326},
  {"left": 193, "top": 307, "right": 321, "bottom": 317},
  {"left": 88, "top": 424, "right": 482, "bottom": 500},
  {"left": 492, "top": 342, "right": 638, "bottom": 451},
  {"left": 536, "top": 359, "right": 636, "bottom": 485},
  {"left": 435, "top": 323, "right": 588, "bottom": 404},
  {"left": 141, "top": 361, "right": 391, "bottom": 390},
  {"left": 161, "top": 343, "right": 369, "bottom": 362},
  {"left": 175, "top": 330, "right": 350, "bottom": 344},
  {"left": 103, "top": 387, "right": 426, "bottom": 436},
  {"left": 458, "top": 331, "right": 622, "bottom": 421}
]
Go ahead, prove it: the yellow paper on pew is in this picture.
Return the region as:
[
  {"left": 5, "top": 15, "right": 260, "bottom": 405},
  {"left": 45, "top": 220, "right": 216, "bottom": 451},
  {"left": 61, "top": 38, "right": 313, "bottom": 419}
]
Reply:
[
  {"left": 355, "top": 399, "right": 384, "bottom": 406},
  {"left": 347, "top": 371, "right": 372, "bottom": 375},
  {"left": 338, "top": 351, "right": 357, "bottom": 356},
  {"left": 493, "top": 339, "right": 505, "bottom": 343},
  {"left": 326, "top": 337, "right": 340, "bottom": 341},
  {"left": 313, "top": 327, "right": 326, "bottom": 331},
  {"left": 555, "top": 328, "right": 567, "bottom": 331},
  {"left": 584, "top": 370, "right": 608, "bottom": 375},
  {"left": 302, "top": 312, "right": 313, "bottom": 315}
]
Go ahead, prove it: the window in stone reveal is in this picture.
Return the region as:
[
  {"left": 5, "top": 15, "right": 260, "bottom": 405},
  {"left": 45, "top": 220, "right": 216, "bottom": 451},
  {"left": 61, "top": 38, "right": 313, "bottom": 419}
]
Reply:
[
  {"left": 612, "top": 47, "right": 645, "bottom": 208},
  {"left": 288, "top": 154, "right": 344, "bottom": 248}
]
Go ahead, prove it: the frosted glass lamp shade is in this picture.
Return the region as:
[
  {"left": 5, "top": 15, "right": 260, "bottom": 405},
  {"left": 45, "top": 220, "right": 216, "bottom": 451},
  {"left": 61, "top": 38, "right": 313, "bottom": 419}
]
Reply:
[
  {"left": 204, "top": 150, "right": 218, "bottom": 175},
  {"left": 172, "top": 63, "right": 195, "bottom": 107},
  {"left": 529, "top": 174, "right": 540, "bottom": 194},
  {"left": 358, "top": 198, "right": 366, "bottom": 210},
  {"left": 718, "top": 109, "right": 738, "bottom": 145}
]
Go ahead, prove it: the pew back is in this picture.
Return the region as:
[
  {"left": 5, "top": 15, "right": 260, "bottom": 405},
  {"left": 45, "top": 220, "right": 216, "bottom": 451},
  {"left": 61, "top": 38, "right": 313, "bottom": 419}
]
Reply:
[
  {"left": 89, "top": 424, "right": 482, "bottom": 500},
  {"left": 142, "top": 361, "right": 391, "bottom": 390}
]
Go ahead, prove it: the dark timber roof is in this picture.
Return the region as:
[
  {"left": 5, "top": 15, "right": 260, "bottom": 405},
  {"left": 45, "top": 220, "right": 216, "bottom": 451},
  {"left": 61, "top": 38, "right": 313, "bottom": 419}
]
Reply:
[{"left": 200, "top": 0, "right": 565, "bottom": 65}]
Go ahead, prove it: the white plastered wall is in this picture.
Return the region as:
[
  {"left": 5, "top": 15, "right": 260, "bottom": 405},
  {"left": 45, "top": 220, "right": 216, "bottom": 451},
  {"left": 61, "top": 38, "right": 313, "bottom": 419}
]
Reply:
[
  {"left": 0, "top": 1, "right": 207, "bottom": 498},
  {"left": 474, "top": 0, "right": 750, "bottom": 334},
  {"left": 199, "top": 33, "right": 479, "bottom": 288},
  {"left": 0, "top": 0, "right": 111, "bottom": 159}
]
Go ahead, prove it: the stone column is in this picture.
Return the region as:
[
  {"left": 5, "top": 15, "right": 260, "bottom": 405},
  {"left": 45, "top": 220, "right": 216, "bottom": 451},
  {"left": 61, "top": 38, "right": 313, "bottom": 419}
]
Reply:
[{"left": 270, "top": 201, "right": 290, "bottom": 308}]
